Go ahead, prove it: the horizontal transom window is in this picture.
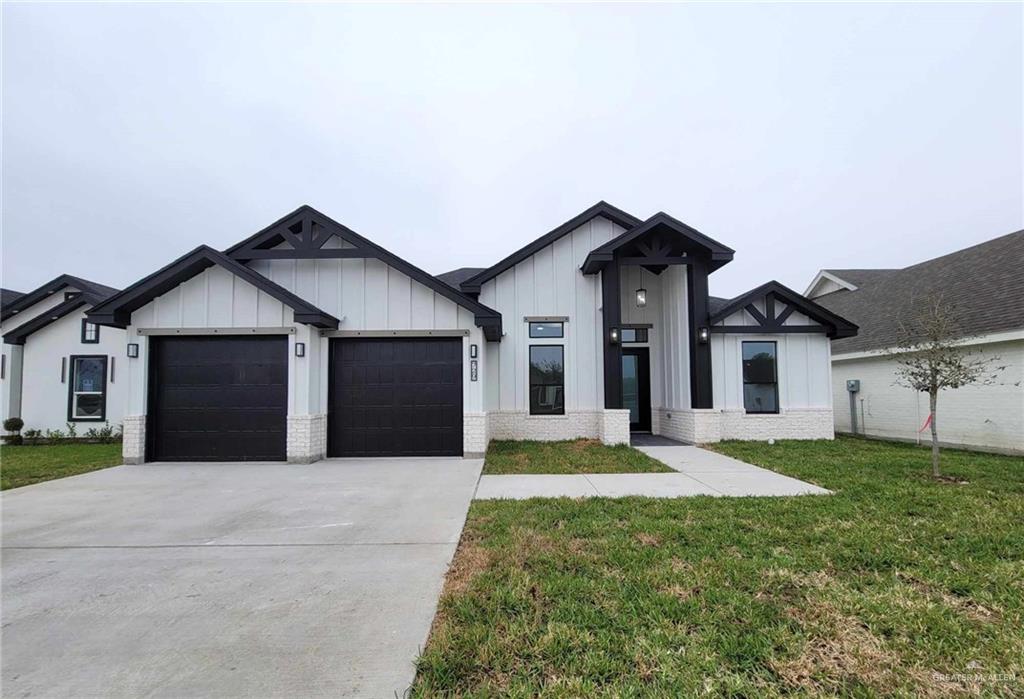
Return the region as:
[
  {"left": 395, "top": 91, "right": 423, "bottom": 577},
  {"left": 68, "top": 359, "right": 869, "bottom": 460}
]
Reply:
[{"left": 529, "top": 322, "right": 563, "bottom": 338}]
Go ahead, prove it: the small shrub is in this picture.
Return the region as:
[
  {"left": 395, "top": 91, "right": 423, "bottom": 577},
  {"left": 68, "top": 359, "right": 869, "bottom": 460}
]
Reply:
[
  {"left": 84, "top": 422, "right": 118, "bottom": 443},
  {"left": 1, "top": 434, "right": 23, "bottom": 445},
  {"left": 3, "top": 417, "right": 24, "bottom": 433},
  {"left": 23, "top": 429, "right": 42, "bottom": 445},
  {"left": 44, "top": 428, "right": 65, "bottom": 440},
  {"left": 65, "top": 423, "right": 78, "bottom": 438}
]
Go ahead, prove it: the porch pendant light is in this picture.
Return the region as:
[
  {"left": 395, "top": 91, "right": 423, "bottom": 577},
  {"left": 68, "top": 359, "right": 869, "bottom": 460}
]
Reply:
[{"left": 635, "top": 287, "right": 647, "bottom": 308}]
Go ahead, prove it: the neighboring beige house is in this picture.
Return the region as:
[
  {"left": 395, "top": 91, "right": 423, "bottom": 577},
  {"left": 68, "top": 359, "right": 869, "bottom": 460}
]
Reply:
[{"left": 807, "top": 230, "right": 1024, "bottom": 455}]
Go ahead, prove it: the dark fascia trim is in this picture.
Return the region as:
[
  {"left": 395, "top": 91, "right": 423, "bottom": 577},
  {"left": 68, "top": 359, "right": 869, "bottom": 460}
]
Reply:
[
  {"left": 87, "top": 245, "right": 340, "bottom": 330},
  {"left": 224, "top": 205, "right": 503, "bottom": 341},
  {"left": 459, "top": 201, "right": 643, "bottom": 294},
  {"left": 2, "top": 294, "right": 105, "bottom": 345},
  {"left": 1, "top": 274, "right": 119, "bottom": 323},
  {"left": 581, "top": 212, "right": 735, "bottom": 275},
  {"left": 709, "top": 280, "right": 859, "bottom": 339}
]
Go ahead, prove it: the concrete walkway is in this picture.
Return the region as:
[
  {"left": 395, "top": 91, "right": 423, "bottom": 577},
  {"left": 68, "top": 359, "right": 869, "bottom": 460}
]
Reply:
[{"left": 475, "top": 444, "right": 829, "bottom": 499}]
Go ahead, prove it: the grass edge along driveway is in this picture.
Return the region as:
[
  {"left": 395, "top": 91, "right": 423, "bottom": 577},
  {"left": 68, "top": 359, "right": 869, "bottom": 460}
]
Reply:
[
  {"left": 414, "top": 437, "right": 1024, "bottom": 697},
  {"left": 1, "top": 443, "right": 123, "bottom": 490},
  {"left": 483, "top": 439, "right": 673, "bottom": 475}
]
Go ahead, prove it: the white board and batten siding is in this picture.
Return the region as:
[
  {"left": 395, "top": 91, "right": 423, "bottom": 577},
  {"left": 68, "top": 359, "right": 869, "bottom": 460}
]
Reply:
[
  {"left": 126, "top": 256, "right": 486, "bottom": 416},
  {"left": 711, "top": 300, "right": 833, "bottom": 411},
  {"left": 478, "top": 216, "right": 625, "bottom": 414}
]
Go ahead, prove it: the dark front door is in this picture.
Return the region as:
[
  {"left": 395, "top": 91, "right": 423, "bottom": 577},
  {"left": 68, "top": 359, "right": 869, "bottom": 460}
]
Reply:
[
  {"left": 328, "top": 337, "right": 463, "bottom": 457},
  {"left": 147, "top": 336, "right": 288, "bottom": 461},
  {"left": 622, "top": 347, "right": 651, "bottom": 432}
]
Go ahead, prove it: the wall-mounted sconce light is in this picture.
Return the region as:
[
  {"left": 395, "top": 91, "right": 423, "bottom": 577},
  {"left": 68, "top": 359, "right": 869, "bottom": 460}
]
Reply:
[
  {"left": 470, "top": 344, "right": 478, "bottom": 359},
  {"left": 295, "top": 342, "right": 306, "bottom": 357},
  {"left": 609, "top": 327, "right": 620, "bottom": 344},
  {"left": 635, "top": 287, "right": 647, "bottom": 308},
  {"left": 127, "top": 343, "right": 139, "bottom": 358},
  {"left": 697, "top": 326, "right": 710, "bottom": 344}
]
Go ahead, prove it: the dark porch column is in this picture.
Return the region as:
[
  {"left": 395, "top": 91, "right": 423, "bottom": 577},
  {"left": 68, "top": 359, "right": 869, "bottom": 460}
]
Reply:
[
  {"left": 686, "top": 259, "right": 714, "bottom": 409},
  {"left": 601, "top": 258, "right": 623, "bottom": 409}
]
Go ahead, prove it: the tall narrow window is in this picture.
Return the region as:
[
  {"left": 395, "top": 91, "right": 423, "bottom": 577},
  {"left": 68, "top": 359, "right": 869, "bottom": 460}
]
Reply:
[
  {"left": 81, "top": 319, "right": 100, "bottom": 344},
  {"left": 68, "top": 355, "right": 107, "bottom": 421},
  {"left": 742, "top": 341, "right": 778, "bottom": 414},
  {"left": 529, "top": 345, "right": 564, "bottom": 415}
]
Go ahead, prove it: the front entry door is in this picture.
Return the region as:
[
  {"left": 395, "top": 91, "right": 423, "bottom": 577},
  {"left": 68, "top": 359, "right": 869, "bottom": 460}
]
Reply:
[{"left": 621, "top": 347, "right": 651, "bottom": 432}]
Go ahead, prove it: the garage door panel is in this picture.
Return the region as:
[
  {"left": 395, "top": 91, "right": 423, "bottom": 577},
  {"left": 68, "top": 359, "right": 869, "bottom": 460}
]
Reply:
[
  {"left": 148, "top": 337, "right": 287, "bottom": 462},
  {"left": 328, "top": 338, "right": 462, "bottom": 457}
]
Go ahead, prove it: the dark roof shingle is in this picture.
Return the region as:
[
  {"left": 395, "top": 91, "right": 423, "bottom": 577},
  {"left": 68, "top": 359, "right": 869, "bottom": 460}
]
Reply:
[
  {"left": 813, "top": 230, "right": 1024, "bottom": 354},
  {"left": 436, "top": 267, "right": 487, "bottom": 290}
]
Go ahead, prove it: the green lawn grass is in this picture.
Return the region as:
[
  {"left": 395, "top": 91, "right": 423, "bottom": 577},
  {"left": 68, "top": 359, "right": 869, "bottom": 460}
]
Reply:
[
  {"left": 415, "top": 437, "right": 1024, "bottom": 697},
  {"left": 1, "top": 443, "right": 123, "bottom": 490},
  {"left": 483, "top": 439, "right": 673, "bottom": 475}
]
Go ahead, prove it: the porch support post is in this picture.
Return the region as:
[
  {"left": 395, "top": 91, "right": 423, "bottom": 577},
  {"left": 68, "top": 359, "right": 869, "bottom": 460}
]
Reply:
[
  {"left": 601, "top": 258, "right": 623, "bottom": 409},
  {"left": 687, "top": 258, "right": 714, "bottom": 409}
]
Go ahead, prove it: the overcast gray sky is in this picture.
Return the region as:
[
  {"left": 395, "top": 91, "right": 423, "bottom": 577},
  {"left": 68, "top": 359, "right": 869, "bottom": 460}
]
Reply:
[{"left": 3, "top": 2, "right": 1021, "bottom": 299}]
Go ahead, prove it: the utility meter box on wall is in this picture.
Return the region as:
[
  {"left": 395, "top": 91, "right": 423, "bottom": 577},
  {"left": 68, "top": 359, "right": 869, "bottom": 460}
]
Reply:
[{"left": 846, "top": 379, "right": 860, "bottom": 393}]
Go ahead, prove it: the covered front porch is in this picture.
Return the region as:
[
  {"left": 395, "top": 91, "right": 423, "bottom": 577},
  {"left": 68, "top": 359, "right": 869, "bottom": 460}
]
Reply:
[{"left": 583, "top": 212, "right": 734, "bottom": 443}]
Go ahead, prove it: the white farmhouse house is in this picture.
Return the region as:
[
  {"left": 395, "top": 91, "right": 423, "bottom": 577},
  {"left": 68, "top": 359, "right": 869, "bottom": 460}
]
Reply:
[
  {"left": 1, "top": 276, "right": 126, "bottom": 433},
  {"left": 82, "top": 203, "right": 857, "bottom": 464},
  {"left": 806, "top": 230, "right": 1024, "bottom": 455}
]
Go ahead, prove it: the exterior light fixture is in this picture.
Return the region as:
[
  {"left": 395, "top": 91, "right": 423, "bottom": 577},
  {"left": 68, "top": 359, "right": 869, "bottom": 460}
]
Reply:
[
  {"left": 635, "top": 287, "right": 647, "bottom": 308},
  {"left": 697, "top": 326, "right": 710, "bottom": 344},
  {"left": 127, "top": 343, "right": 139, "bottom": 358},
  {"left": 609, "top": 327, "right": 620, "bottom": 344},
  {"left": 295, "top": 342, "right": 306, "bottom": 357}
]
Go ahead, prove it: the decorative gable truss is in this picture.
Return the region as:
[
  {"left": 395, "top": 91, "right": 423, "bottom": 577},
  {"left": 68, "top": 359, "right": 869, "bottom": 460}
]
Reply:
[
  {"left": 226, "top": 205, "right": 503, "bottom": 341},
  {"left": 709, "top": 281, "right": 858, "bottom": 339}
]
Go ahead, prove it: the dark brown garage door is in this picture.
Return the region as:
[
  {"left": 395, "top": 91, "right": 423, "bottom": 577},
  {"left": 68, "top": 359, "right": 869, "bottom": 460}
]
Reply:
[
  {"left": 328, "top": 337, "right": 463, "bottom": 457},
  {"left": 147, "top": 336, "right": 288, "bottom": 461}
]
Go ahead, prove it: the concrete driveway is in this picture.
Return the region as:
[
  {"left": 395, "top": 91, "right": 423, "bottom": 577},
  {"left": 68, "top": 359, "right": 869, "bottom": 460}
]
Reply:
[{"left": 1, "top": 458, "right": 482, "bottom": 698}]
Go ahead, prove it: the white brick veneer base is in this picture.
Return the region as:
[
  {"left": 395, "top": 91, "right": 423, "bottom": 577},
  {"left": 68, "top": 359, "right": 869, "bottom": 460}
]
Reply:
[
  {"left": 487, "top": 411, "right": 601, "bottom": 441},
  {"left": 720, "top": 409, "right": 834, "bottom": 441},
  {"left": 122, "top": 415, "right": 146, "bottom": 464},
  {"left": 464, "top": 412, "right": 487, "bottom": 457},
  {"left": 287, "top": 414, "right": 326, "bottom": 463},
  {"left": 600, "top": 409, "right": 631, "bottom": 446},
  {"left": 654, "top": 408, "right": 834, "bottom": 443},
  {"left": 656, "top": 409, "right": 722, "bottom": 443}
]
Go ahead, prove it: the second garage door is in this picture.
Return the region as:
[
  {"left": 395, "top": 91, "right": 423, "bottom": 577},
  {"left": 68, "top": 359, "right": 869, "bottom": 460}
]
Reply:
[
  {"left": 147, "top": 336, "right": 288, "bottom": 462},
  {"left": 328, "top": 337, "right": 463, "bottom": 457}
]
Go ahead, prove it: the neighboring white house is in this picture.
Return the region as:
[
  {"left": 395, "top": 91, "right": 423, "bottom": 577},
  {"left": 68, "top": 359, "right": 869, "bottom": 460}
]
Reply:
[
  {"left": 85, "top": 203, "right": 857, "bottom": 464},
  {"left": 1, "top": 275, "right": 126, "bottom": 433},
  {"left": 806, "top": 230, "right": 1024, "bottom": 455}
]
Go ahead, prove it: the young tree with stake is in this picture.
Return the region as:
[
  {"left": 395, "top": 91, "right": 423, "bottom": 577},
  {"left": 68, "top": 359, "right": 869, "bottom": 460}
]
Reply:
[{"left": 887, "top": 295, "right": 1006, "bottom": 478}]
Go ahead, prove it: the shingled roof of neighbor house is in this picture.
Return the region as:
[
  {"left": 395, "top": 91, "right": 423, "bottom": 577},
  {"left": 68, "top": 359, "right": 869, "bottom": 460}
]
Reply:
[
  {"left": 811, "top": 229, "right": 1024, "bottom": 355},
  {"left": 1, "top": 288, "right": 25, "bottom": 308},
  {"left": 436, "top": 267, "right": 486, "bottom": 290}
]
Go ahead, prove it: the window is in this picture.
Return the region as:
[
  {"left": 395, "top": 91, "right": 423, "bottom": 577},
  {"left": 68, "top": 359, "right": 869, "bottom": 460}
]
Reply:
[
  {"left": 68, "top": 355, "right": 107, "bottom": 421},
  {"left": 81, "top": 319, "right": 100, "bottom": 344},
  {"left": 529, "top": 345, "right": 564, "bottom": 415},
  {"left": 621, "top": 327, "right": 648, "bottom": 343},
  {"left": 742, "top": 341, "right": 778, "bottom": 414},
  {"left": 529, "top": 322, "right": 563, "bottom": 338}
]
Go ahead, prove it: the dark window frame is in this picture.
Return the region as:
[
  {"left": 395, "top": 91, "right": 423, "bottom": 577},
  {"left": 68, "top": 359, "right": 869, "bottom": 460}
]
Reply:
[
  {"left": 528, "top": 321, "right": 564, "bottom": 339},
  {"left": 529, "top": 344, "right": 565, "bottom": 415},
  {"left": 81, "top": 319, "right": 100, "bottom": 344},
  {"left": 742, "top": 340, "right": 779, "bottom": 414},
  {"left": 67, "top": 354, "right": 108, "bottom": 422}
]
